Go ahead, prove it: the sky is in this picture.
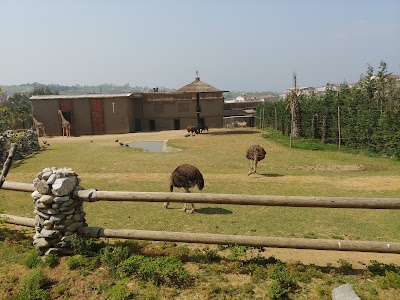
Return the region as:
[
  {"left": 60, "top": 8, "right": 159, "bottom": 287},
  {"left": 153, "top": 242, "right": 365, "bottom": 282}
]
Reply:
[{"left": 1, "top": 0, "right": 399, "bottom": 93}]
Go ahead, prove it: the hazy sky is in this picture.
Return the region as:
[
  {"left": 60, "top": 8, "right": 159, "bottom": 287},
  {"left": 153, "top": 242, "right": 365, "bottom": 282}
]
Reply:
[{"left": 1, "top": 0, "right": 399, "bottom": 93}]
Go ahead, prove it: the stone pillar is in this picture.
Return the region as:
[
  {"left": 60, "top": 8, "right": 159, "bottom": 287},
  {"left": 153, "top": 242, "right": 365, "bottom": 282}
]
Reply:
[{"left": 32, "top": 167, "right": 87, "bottom": 255}]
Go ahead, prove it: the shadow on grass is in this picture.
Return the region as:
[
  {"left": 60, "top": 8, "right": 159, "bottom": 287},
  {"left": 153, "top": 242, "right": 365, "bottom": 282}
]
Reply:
[
  {"left": 195, "top": 207, "right": 233, "bottom": 215},
  {"left": 10, "top": 147, "right": 52, "bottom": 169},
  {"left": 209, "top": 130, "right": 260, "bottom": 136},
  {"left": 259, "top": 173, "right": 285, "bottom": 177}
]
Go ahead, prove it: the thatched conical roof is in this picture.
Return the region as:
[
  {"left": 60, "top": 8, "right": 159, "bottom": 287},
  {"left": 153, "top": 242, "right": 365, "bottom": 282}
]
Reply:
[{"left": 176, "top": 74, "right": 222, "bottom": 93}]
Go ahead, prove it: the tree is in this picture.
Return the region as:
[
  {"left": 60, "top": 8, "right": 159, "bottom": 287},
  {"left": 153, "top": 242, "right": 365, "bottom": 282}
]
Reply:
[{"left": 286, "top": 72, "right": 302, "bottom": 139}]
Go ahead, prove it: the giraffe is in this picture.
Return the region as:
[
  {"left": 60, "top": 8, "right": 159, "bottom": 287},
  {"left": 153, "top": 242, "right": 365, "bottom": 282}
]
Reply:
[
  {"left": 57, "top": 110, "right": 71, "bottom": 137},
  {"left": 31, "top": 115, "right": 46, "bottom": 137}
]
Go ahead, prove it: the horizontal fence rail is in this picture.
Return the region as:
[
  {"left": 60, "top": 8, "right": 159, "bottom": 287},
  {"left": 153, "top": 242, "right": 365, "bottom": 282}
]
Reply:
[
  {"left": 1, "top": 213, "right": 400, "bottom": 254},
  {"left": 2, "top": 181, "right": 400, "bottom": 209}
]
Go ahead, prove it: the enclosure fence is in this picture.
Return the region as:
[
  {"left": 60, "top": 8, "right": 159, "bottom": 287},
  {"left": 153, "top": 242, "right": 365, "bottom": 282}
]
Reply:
[{"left": 2, "top": 180, "right": 400, "bottom": 254}]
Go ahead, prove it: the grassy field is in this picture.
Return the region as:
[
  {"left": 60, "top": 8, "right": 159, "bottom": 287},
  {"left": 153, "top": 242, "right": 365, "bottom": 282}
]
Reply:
[
  {"left": 2, "top": 128, "right": 399, "bottom": 242},
  {"left": 1, "top": 128, "right": 400, "bottom": 299}
]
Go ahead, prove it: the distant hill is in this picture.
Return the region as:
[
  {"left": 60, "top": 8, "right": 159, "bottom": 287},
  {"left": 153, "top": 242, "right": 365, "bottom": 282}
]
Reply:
[
  {"left": 1, "top": 83, "right": 177, "bottom": 96},
  {"left": 2, "top": 83, "right": 278, "bottom": 99}
]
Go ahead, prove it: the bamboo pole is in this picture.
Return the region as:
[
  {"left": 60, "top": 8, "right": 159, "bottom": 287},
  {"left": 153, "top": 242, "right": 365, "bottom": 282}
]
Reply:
[
  {"left": 2, "top": 181, "right": 400, "bottom": 209},
  {"left": 90, "top": 191, "right": 400, "bottom": 209},
  {"left": 2, "top": 214, "right": 399, "bottom": 254},
  {"left": 0, "top": 214, "right": 35, "bottom": 227},
  {"left": 337, "top": 91, "right": 341, "bottom": 151},
  {"left": 1, "top": 181, "right": 35, "bottom": 192},
  {"left": 86, "top": 228, "right": 400, "bottom": 254},
  {"left": 0, "top": 143, "right": 17, "bottom": 188}
]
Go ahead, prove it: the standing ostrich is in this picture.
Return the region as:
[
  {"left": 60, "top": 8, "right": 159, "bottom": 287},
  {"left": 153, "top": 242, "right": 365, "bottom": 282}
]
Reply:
[
  {"left": 163, "top": 164, "right": 204, "bottom": 213},
  {"left": 246, "top": 145, "right": 266, "bottom": 175}
]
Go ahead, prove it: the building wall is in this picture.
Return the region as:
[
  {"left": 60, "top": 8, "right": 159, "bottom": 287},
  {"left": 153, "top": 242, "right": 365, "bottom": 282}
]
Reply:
[
  {"left": 30, "top": 91, "right": 224, "bottom": 135},
  {"left": 142, "top": 92, "right": 224, "bottom": 131},
  {"left": 31, "top": 99, "right": 62, "bottom": 136},
  {"left": 72, "top": 98, "right": 92, "bottom": 136},
  {"left": 103, "top": 97, "right": 130, "bottom": 134}
]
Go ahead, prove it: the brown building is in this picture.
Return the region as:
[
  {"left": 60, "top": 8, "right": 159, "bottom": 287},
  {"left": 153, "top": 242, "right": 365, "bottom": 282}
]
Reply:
[{"left": 30, "top": 75, "right": 225, "bottom": 136}]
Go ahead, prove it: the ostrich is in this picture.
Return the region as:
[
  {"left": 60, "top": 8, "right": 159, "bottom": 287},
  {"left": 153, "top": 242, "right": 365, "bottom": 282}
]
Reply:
[
  {"left": 246, "top": 144, "right": 266, "bottom": 175},
  {"left": 163, "top": 164, "right": 204, "bottom": 213},
  {"left": 186, "top": 125, "right": 199, "bottom": 136}
]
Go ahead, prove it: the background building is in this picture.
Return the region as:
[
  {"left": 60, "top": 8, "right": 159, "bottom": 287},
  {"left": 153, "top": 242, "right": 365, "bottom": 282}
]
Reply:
[{"left": 30, "top": 75, "right": 225, "bottom": 136}]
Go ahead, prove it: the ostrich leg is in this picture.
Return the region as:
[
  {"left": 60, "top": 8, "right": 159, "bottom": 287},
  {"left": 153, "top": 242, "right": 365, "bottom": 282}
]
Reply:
[
  {"left": 253, "top": 159, "right": 259, "bottom": 174},
  {"left": 181, "top": 187, "right": 195, "bottom": 213}
]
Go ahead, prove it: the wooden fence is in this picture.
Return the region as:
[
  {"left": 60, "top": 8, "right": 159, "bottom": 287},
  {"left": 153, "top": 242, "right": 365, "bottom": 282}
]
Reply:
[{"left": 2, "top": 180, "right": 400, "bottom": 254}]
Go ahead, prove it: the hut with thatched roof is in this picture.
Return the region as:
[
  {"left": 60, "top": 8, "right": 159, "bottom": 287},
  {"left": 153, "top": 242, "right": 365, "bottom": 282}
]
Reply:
[{"left": 30, "top": 74, "right": 225, "bottom": 136}]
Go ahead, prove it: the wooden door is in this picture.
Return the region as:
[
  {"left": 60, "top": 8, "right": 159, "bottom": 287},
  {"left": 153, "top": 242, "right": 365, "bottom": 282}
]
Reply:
[{"left": 90, "top": 99, "right": 105, "bottom": 135}]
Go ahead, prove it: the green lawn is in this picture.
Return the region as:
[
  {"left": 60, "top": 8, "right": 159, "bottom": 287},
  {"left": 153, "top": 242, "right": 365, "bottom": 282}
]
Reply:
[{"left": 1, "top": 128, "right": 400, "bottom": 242}]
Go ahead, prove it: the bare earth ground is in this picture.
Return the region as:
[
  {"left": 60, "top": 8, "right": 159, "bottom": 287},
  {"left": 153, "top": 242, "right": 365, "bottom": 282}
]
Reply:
[{"left": 20, "top": 130, "right": 400, "bottom": 269}]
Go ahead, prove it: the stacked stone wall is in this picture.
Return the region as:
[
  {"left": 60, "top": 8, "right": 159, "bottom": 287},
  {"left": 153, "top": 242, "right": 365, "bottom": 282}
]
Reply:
[
  {"left": 32, "top": 167, "right": 87, "bottom": 255},
  {"left": 0, "top": 129, "right": 40, "bottom": 166}
]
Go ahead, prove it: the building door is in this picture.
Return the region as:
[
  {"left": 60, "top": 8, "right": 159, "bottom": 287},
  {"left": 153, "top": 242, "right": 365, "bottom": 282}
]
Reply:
[
  {"left": 90, "top": 99, "right": 105, "bottom": 135},
  {"left": 149, "top": 120, "right": 156, "bottom": 131},
  {"left": 174, "top": 119, "right": 180, "bottom": 130},
  {"left": 135, "top": 118, "right": 142, "bottom": 132}
]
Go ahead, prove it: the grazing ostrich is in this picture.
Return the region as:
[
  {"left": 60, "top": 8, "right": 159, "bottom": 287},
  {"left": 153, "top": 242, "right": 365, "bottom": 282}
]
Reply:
[
  {"left": 246, "top": 144, "right": 266, "bottom": 175},
  {"left": 163, "top": 164, "right": 204, "bottom": 213},
  {"left": 186, "top": 125, "right": 199, "bottom": 136}
]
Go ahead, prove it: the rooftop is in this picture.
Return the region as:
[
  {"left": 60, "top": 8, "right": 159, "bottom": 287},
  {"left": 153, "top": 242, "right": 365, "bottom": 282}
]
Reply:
[{"left": 176, "top": 74, "right": 223, "bottom": 93}]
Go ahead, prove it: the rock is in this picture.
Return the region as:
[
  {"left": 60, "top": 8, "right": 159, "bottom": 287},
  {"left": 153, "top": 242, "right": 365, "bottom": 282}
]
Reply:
[
  {"left": 49, "top": 214, "right": 66, "bottom": 224},
  {"left": 34, "top": 209, "right": 50, "bottom": 220},
  {"left": 52, "top": 177, "right": 77, "bottom": 196},
  {"left": 53, "top": 196, "right": 71, "bottom": 203},
  {"left": 62, "top": 208, "right": 76, "bottom": 215},
  {"left": 43, "top": 220, "right": 54, "bottom": 230},
  {"left": 46, "top": 173, "right": 56, "bottom": 185},
  {"left": 57, "top": 199, "right": 74, "bottom": 208},
  {"left": 34, "top": 179, "right": 50, "bottom": 195},
  {"left": 39, "top": 195, "right": 54, "bottom": 205},
  {"left": 332, "top": 284, "right": 361, "bottom": 300},
  {"left": 41, "top": 171, "right": 53, "bottom": 181},
  {"left": 40, "top": 229, "right": 60, "bottom": 239},
  {"left": 72, "top": 213, "right": 83, "bottom": 222},
  {"left": 66, "top": 221, "right": 83, "bottom": 232},
  {"left": 36, "top": 207, "right": 59, "bottom": 215},
  {"left": 35, "top": 201, "right": 50, "bottom": 209},
  {"left": 33, "top": 237, "right": 50, "bottom": 248},
  {"left": 53, "top": 224, "right": 66, "bottom": 230},
  {"left": 31, "top": 191, "right": 41, "bottom": 200}
]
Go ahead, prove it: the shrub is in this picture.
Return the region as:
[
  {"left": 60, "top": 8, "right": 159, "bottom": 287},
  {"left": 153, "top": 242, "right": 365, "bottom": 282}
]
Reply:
[
  {"left": 66, "top": 255, "right": 100, "bottom": 272},
  {"left": 226, "top": 244, "right": 253, "bottom": 260},
  {"left": 7, "top": 269, "right": 51, "bottom": 300},
  {"left": 43, "top": 252, "right": 59, "bottom": 268},
  {"left": 367, "top": 260, "right": 400, "bottom": 276},
  {"left": 100, "top": 245, "right": 131, "bottom": 276},
  {"left": 106, "top": 278, "right": 134, "bottom": 300},
  {"left": 268, "top": 264, "right": 297, "bottom": 299},
  {"left": 376, "top": 271, "right": 400, "bottom": 289},
  {"left": 70, "top": 234, "right": 101, "bottom": 256},
  {"left": 24, "top": 249, "right": 42, "bottom": 268},
  {"left": 118, "top": 255, "right": 188, "bottom": 286},
  {"left": 338, "top": 259, "right": 353, "bottom": 274}
]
